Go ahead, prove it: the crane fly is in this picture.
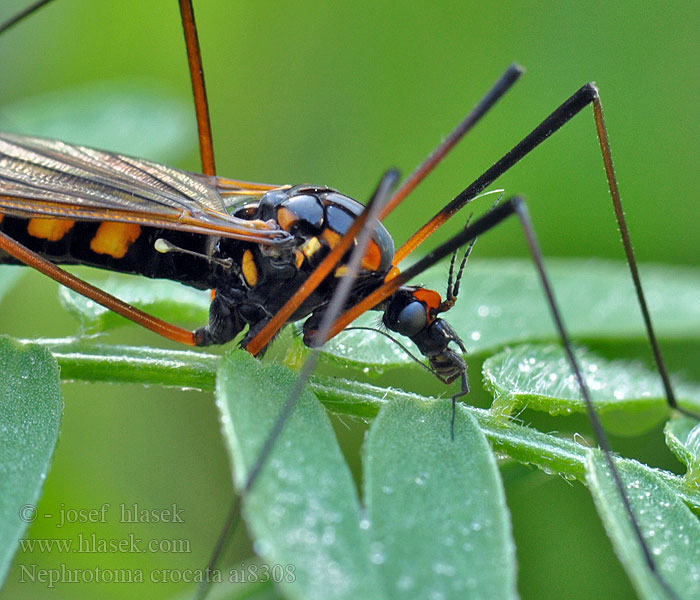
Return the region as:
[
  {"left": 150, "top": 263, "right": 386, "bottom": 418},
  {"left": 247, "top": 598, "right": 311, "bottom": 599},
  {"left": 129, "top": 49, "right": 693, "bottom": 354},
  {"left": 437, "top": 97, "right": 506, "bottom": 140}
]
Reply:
[{"left": 0, "top": 1, "right": 698, "bottom": 600}]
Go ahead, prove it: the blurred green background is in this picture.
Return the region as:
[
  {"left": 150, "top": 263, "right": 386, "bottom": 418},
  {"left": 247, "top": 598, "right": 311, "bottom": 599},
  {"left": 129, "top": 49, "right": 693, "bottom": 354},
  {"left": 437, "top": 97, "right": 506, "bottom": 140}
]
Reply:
[{"left": 0, "top": 1, "right": 697, "bottom": 599}]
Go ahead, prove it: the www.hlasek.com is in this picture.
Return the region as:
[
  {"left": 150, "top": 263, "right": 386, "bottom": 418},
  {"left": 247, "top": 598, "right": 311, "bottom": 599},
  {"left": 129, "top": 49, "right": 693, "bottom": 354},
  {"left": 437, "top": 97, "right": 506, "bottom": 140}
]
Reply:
[
  {"left": 19, "top": 533, "right": 190, "bottom": 555},
  {"left": 18, "top": 563, "right": 297, "bottom": 588}
]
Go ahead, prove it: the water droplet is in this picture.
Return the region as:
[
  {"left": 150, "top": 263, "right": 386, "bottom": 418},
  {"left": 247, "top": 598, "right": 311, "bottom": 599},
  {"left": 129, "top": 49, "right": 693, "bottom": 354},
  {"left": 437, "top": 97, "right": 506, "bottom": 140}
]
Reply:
[
  {"left": 322, "top": 527, "right": 336, "bottom": 545},
  {"left": 397, "top": 575, "right": 415, "bottom": 590},
  {"left": 432, "top": 561, "right": 456, "bottom": 576},
  {"left": 253, "top": 539, "right": 271, "bottom": 555},
  {"left": 370, "top": 541, "right": 385, "bottom": 564}
]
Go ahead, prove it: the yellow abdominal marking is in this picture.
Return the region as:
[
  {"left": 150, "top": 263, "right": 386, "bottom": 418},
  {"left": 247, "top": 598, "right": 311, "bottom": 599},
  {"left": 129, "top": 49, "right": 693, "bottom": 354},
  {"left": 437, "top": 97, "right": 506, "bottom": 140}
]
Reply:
[
  {"left": 90, "top": 222, "right": 142, "bottom": 258},
  {"left": 301, "top": 236, "right": 322, "bottom": 260},
  {"left": 27, "top": 218, "right": 76, "bottom": 241},
  {"left": 242, "top": 249, "right": 259, "bottom": 287}
]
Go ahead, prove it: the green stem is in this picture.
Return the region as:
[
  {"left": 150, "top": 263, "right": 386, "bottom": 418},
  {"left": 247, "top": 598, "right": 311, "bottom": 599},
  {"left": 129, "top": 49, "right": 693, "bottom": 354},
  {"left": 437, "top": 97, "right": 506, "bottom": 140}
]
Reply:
[{"left": 30, "top": 338, "right": 700, "bottom": 511}]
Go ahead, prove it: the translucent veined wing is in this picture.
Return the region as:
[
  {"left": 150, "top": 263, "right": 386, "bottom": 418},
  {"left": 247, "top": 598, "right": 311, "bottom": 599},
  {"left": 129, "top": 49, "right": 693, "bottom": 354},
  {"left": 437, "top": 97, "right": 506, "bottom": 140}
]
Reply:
[{"left": 0, "top": 132, "right": 292, "bottom": 245}]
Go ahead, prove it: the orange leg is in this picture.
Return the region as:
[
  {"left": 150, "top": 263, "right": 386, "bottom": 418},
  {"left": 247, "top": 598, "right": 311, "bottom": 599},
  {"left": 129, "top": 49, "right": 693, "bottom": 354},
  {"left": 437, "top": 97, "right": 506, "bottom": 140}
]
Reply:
[{"left": 0, "top": 230, "right": 196, "bottom": 345}]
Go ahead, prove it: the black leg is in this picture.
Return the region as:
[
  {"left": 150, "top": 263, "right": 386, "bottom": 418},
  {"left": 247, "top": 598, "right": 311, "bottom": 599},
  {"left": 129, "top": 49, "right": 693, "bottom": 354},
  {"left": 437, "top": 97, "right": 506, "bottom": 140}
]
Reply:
[
  {"left": 393, "top": 196, "right": 683, "bottom": 599},
  {"left": 0, "top": 0, "right": 56, "bottom": 35},
  {"left": 396, "top": 83, "right": 695, "bottom": 422}
]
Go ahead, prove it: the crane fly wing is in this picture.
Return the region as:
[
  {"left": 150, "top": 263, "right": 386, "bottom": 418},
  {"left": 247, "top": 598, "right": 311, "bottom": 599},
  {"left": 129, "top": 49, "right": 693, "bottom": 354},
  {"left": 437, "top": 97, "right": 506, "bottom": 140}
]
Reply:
[{"left": 0, "top": 132, "right": 291, "bottom": 244}]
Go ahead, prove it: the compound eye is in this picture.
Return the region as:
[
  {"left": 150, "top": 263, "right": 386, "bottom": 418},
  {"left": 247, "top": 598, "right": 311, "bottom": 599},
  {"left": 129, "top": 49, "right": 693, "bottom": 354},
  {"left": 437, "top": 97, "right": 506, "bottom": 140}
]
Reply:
[{"left": 394, "top": 301, "right": 428, "bottom": 337}]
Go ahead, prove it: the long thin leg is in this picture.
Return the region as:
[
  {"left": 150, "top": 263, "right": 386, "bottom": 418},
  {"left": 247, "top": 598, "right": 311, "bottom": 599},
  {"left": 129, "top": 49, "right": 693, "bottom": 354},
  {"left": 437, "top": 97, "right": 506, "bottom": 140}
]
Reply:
[
  {"left": 0, "top": 230, "right": 197, "bottom": 345},
  {"left": 179, "top": 0, "right": 216, "bottom": 176},
  {"left": 394, "top": 83, "right": 602, "bottom": 263},
  {"left": 206, "top": 196, "right": 683, "bottom": 600},
  {"left": 591, "top": 98, "right": 689, "bottom": 416},
  {"left": 379, "top": 64, "right": 523, "bottom": 220},
  {"left": 368, "top": 82, "right": 690, "bottom": 418},
  {"left": 194, "top": 169, "right": 399, "bottom": 600},
  {"left": 0, "top": 1, "right": 217, "bottom": 176},
  {"left": 244, "top": 66, "right": 522, "bottom": 354},
  {"left": 396, "top": 197, "right": 681, "bottom": 597},
  {"left": 513, "top": 198, "right": 678, "bottom": 600},
  {"left": 0, "top": 0, "right": 55, "bottom": 35}
]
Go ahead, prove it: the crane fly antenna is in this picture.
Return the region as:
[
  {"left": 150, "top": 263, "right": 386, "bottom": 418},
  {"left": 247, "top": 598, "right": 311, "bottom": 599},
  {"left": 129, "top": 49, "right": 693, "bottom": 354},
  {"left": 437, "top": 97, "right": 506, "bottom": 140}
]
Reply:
[
  {"left": 194, "top": 168, "right": 399, "bottom": 600},
  {"left": 446, "top": 231, "right": 475, "bottom": 306},
  {"left": 450, "top": 195, "right": 502, "bottom": 303},
  {"left": 439, "top": 217, "right": 475, "bottom": 314},
  {"left": 451, "top": 242, "right": 473, "bottom": 301},
  {"left": 446, "top": 248, "right": 458, "bottom": 302},
  {"left": 443, "top": 211, "right": 475, "bottom": 304},
  {"left": 0, "top": 0, "right": 56, "bottom": 35}
]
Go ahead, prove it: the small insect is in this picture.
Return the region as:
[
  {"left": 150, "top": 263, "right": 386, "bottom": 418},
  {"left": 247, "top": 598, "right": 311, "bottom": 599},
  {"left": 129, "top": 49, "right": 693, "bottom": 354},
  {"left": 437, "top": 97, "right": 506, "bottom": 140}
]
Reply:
[{"left": 0, "top": 2, "right": 697, "bottom": 600}]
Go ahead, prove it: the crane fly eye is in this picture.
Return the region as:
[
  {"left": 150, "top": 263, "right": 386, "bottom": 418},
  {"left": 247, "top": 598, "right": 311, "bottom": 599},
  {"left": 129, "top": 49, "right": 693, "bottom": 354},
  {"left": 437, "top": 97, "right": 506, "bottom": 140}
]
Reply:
[{"left": 394, "top": 301, "right": 428, "bottom": 337}]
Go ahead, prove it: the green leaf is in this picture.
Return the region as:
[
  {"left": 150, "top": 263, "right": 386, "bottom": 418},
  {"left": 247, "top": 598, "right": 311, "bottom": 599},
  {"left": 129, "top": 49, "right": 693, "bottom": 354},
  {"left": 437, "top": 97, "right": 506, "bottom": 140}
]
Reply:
[
  {"left": 216, "top": 351, "right": 385, "bottom": 600},
  {"left": 364, "top": 399, "right": 517, "bottom": 599},
  {"left": 586, "top": 451, "right": 700, "bottom": 600},
  {"left": 59, "top": 271, "right": 210, "bottom": 332},
  {"left": 1, "top": 81, "right": 195, "bottom": 162},
  {"left": 665, "top": 417, "right": 700, "bottom": 487},
  {"left": 0, "top": 267, "right": 26, "bottom": 305},
  {"left": 188, "top": 557, "right": 282, "bottom": 600},
  {"left": 482, "top": 344, "right": 700, "bottom": 434},
  {"left": 0, "top": 337, "right": 62, "bottom": 585},
  {"left": 320, "top": 259, "right": 700, "bottom": 370}
]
